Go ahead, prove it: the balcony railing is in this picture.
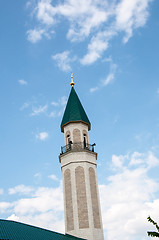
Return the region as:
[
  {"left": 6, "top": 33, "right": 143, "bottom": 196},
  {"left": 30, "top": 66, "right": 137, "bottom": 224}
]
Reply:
[{"left": 60, "top": 142, "right": 96, "bottom": 155}]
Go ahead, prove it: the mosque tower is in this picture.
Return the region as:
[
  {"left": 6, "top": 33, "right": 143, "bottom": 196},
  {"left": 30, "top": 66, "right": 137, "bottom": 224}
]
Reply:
[{"left": 59, "top": 75, "right": 104, "bottom": 240}]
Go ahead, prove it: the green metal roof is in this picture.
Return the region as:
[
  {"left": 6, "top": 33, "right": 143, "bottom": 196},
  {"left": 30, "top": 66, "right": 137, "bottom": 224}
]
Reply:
[
  {"left": 61, "top": 87, "right": 91, "bottom": 132},
  {"left": 0, "top": 219, "right": 85, "bottom": 240}
]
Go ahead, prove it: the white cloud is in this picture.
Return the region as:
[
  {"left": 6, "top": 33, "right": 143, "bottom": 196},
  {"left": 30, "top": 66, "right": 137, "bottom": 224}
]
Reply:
[
  {"left": 90, "top": 87, "right": 99, "bottom": 93},
  {"left": 0, "top": 185, "right": 63, "bottom": 234},
  {"left": 13, "top": 186, "right": 63, "bottom": 215},
  {"left": 9, "top": 185, "right": 34, "bottom": 195},
  {"left": 81, "top": 30, "right": 116, "bottom": 65},
  {"left": 129, "top": 151, "right": 144, "bottom": 166},
  {"left": 32, "top": 0, "right": 111, "bottom": 42},
  {"left": 112, "top": 154, "right": 127, "bottom": 169},
  {"left": 102, "top": 58, "right": 117, "bottom": 86},
  {"left": 51, "top": 101, "right": 59, "bottom": 107},
  {"left": 49, "top": 96, "right": 66, "bottom": 116},
  {"left": 49, "top": 109, "right": 64, "bottom": 118},
  {"left": 115, "top": 0, "right": 153, "bottom": 43},
  {"left": 157, "top": 88, "right": 159, "bottom": 94},
  {"left": 59, "top": 96, "right": 67, "bottom": 106},
  {"left": 31, "top": 104, "right": 48, "bottom": 116},
  {"left": 0, "top": 202, "right": 13, "bottom": 213},
  {"left": 111, "top": 151, "right": 159, "bottom": 170},
  {"left": 128, "top": 151, "right": 159, "bottom": 169},
  {"left": 102, "top": 57, "right": 117, "bottom": 86},
  {"left": 145, "top": 151, "right": 159, "bottom": 169},
  {"left": 103, "top": 73, "right": 114, "bottom": 86},
  {"left": 27, "top": 28, "right": 46, "bottom": 43},
  {"left": 0, "top": 150, "right": 158, "bottom": 239},
  {"left": 4, "top": 185, "right": 64, "bottom": 233},
  {"left": 36, "top": 0, "right": 56, "bottom": 25},
  {"left": 48, "top": 111, "right": 57, "bottom": 117},
  {"left": 65, "top": 0, "right": 111, "bottom": 42},
  {"left": 57, "top": 109, "right": 64, "bottom": 117},
  {"left": 18, "top": 79, "right": 28, "bottom": 85},
  {"left": 52, "top": 51, "right": 75, "bottom": 72},
  {"left": 51, "top": 96, "right": 67, "bottom": 107},
  {"left": 36, "top": 132, "right": 49, "bottom": 141},
  {"left": 8, "top": 212, "right": 64, "bottom": 234},
  {"left": 100, "top": 151, "right": 159, "bottom": 240},
  {"left": 27, "top": 0, "right": 153, "bottom": 65},
  {"left": 48, "top": 174, "right": 59, "bottom": 181},
  {"left": 7, "top": 214, "right": 20, "bottom": 221},
  {"left": 90, "top": 57, "right": 117, "bottom": 92},
  {"left": 0, "top": 189, "right": 4, "bottom": 195},
  {"left": 20, "top": 96, "right": 66, "bottom": 117},
  {"left": 20, "top": 102, "right": 30, "bottom": 111},
  {"left": 34, "top": 173, "right": 41, "bottom": 179}
]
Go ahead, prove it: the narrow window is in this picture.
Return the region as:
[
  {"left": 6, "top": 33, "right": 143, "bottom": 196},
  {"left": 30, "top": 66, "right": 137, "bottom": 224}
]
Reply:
[
  {"left": 67, "top": 135, "right": 71, "bottom": 145},
  {"left": 83, "top": 134, "right": 87, "bottom": 148}
]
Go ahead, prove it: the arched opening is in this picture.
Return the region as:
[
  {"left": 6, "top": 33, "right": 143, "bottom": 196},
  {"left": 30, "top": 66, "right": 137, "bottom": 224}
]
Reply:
[
  {"left": 67, "top": 135, "right": 71, "bottom": 145},
  {"left": 83, "top": 130, "right": 89, "bottom": 144},
  {"left": 83, "top": 134, "right": 87, "bottom": 148},
  {"left": 65, "top": 131, "right": 72, "bottom": 151},
  {"left": 66, "top": 135, "right": 72, "bottom": 150}
]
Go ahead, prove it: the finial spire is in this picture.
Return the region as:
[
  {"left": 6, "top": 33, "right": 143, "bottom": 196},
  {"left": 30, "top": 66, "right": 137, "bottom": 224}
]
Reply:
[{"left": 70, "top": 73, "right": 75, "bottom": 87}]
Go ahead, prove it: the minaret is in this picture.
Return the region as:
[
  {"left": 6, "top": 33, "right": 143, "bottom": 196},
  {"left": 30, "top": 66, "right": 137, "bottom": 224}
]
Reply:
[{"left": 59, "top": 75, "right": 104, "bottom": 240}]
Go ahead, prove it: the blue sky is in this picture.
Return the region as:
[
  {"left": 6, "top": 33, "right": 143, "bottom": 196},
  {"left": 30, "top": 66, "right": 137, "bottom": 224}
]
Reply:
[{"left": 0, "top": 0, "right": 159, "bottom": 239}]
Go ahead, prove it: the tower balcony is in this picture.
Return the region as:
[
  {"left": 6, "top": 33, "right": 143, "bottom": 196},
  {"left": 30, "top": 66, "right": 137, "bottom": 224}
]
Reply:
[{"left": 60, "top": 142, "right": 96, "bottom": 155}]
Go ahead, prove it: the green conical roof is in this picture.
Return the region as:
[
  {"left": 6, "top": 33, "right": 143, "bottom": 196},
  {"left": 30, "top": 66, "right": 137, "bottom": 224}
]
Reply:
[{"left": 61, "top": 87, "right": 91, "bottom": 132}]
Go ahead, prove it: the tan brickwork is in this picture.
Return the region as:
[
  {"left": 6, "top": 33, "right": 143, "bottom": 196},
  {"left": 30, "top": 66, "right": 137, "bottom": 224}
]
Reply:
[
  {"left": 64, "top": 169, "right": 74, "bottom": 231},
  {"left": 73, "top": 129, "right": 81, "bottom": 143},
  {"left": 61, "top": 122, "right": 104, "bottom": 239},
  {"left": 89, "top": 167, "right": 101, "bottom": 229},
  {"left": 75, "top": 166, "right": 89, "bottom": 229},
  {"left": 73, "top": 129, "right": 82, "bottom": 150}
]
